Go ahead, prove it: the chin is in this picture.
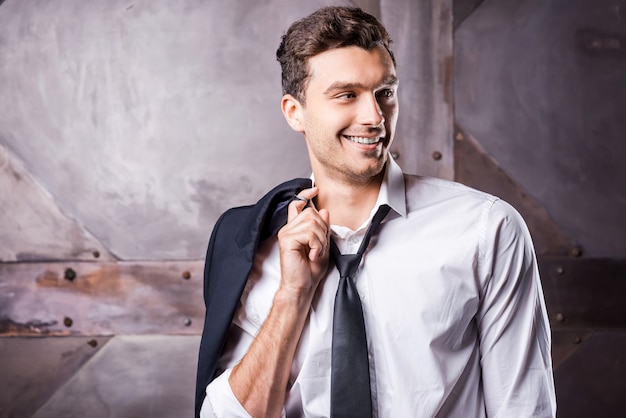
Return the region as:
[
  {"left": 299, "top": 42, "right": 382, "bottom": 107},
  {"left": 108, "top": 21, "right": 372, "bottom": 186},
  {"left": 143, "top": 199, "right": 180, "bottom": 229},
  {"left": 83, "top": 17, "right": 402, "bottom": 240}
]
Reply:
[{"left": 351, "top": 161, "right": 386, "bottom": 182}]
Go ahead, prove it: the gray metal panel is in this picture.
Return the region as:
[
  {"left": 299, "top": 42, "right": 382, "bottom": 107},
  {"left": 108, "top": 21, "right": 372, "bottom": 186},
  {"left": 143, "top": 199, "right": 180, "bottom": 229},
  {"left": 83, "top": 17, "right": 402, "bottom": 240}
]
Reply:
[
  {"left": 0, "top": 2, "right": 455, "bottom": 416},
  {"left": 0, "top": 0, "right": 453, "bottom": 261},
  {"left": 540, "top": 257, "right": 626, "bottom": 330},
  {"left": 31, "top": 335, "right": 200, "bottom": 418},
  {"left": 554, "top": 331, "right": 626, "bottom": 417},
  {"left": 0, "top": 0, "right": 315, "bottom": 261},
  {"left": 454, "top": 0, "right": 626, "bottom": 257},
  {"left": 454, "top": 128, "right": 577, "bottom": 255},
  {"left": 0, "top": 143, "right": 114, "bottom": 262},
  {"left": 0, "top": 336, "right": 111, "bottom": 417},
  {"left": 382, "top": 0, "right": 454, "bottom": 179}
]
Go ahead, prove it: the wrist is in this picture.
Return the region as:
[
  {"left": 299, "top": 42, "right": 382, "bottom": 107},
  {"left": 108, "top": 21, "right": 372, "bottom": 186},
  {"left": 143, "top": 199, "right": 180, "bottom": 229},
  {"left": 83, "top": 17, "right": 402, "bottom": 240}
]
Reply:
[{"left": 274, "top": 284, "right": 315, "bottom": 312}]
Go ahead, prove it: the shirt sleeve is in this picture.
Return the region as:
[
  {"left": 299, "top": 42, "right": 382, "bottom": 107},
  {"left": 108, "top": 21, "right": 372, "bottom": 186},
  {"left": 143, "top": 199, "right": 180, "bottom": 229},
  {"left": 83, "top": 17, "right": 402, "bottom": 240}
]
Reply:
[
  {"left": 476, "top": 199, "right": 557, "bottom": 417},
  {"left": 201, "top": 368, "right": 252, "bottom": 418}
]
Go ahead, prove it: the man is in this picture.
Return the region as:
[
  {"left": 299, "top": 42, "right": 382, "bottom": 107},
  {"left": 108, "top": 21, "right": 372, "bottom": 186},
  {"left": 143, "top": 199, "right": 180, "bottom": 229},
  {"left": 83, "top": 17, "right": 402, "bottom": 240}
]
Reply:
[{"left": 196, "top": 6, "right": 556, "bottom": 418}]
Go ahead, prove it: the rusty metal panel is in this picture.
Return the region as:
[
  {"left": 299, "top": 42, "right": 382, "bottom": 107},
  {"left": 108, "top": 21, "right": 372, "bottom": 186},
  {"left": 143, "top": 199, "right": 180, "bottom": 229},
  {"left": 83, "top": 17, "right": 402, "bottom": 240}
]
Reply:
[
  {"left": 0, "top": 261, "right": 204, "bottom": 336},
  {"left": 539, "top": 257, "right": 626, "bottom": 330},
  {"left": 551, "top": 329, "right": 594, "bottom": 370},
  {"left": 0, "top": 336, "right": 111, "bottom": 417},
  {"left": 553, "top": 331, "right": 626, "bottom": 417},
  {"left": 29, "top": 335, "right": 200, "bottom": 418}
]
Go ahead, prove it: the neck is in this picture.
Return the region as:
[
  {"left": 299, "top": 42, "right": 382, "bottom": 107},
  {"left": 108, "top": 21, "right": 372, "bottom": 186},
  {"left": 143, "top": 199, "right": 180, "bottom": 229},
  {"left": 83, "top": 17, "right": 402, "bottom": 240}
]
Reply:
[{"left": 314, "top": 171, "right": 384, "bottom": 230}]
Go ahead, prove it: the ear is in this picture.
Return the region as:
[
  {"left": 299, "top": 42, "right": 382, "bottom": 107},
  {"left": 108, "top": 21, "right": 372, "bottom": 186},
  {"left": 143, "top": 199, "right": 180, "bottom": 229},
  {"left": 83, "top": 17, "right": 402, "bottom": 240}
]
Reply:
[{"left": 281, "top": 94, "right": 305, "bottom": 133}]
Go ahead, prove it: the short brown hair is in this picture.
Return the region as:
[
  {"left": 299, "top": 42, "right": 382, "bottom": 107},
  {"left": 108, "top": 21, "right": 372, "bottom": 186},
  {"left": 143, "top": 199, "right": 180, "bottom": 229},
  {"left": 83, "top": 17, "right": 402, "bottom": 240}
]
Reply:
[{"left": 276, "top": 6, "right": 395, "bottom": 103}]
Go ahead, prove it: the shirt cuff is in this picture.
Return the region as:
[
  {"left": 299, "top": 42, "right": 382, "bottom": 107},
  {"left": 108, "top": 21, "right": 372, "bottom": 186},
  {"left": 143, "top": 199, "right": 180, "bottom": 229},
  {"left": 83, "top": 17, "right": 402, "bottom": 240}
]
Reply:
[{"left": 201, "top": 369, "right": 252, "bottom": 418}]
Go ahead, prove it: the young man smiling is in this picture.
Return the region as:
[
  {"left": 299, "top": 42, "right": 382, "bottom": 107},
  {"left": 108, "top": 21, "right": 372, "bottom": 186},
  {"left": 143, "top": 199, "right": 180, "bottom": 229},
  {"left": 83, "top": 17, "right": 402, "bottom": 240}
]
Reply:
[
  {"left": 195, "top": 6, "right": 556, "bottom": 418},
  {"left": 281, "top": 44, "right": 398, "bottom": 230}
]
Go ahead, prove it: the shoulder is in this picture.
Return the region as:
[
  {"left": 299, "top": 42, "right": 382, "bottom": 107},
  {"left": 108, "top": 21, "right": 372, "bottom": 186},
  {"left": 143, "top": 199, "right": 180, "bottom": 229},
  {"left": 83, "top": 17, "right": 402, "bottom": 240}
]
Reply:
[
  {"left": 403, "top": 173, "right": 500, "bottom": 214},
  {"left": 402, "top": 173, "right": 530, "bottom": 242}
]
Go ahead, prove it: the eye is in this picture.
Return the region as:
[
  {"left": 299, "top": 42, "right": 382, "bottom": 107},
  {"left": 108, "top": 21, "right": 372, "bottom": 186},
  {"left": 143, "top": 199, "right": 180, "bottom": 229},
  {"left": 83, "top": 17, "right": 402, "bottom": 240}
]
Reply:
[
  {"left": 377, "top": 89, "right": 395, "bottom": 99},
  {"left": 336, "top": 92, "right": 357, "bottom": 100}
]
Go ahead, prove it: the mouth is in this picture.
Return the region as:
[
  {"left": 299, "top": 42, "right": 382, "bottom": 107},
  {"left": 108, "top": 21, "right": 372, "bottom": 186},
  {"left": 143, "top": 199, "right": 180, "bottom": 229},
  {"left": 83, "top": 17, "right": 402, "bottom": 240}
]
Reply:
[{"left": 343, "top": 135, "right": 385, "bottom": 145}]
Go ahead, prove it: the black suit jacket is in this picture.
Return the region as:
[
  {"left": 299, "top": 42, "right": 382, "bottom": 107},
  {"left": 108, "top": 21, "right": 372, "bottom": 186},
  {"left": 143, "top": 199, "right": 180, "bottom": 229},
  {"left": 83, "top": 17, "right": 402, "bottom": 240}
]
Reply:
[{"left": 194, "top": 178, "right": 312, "bottom": 417}]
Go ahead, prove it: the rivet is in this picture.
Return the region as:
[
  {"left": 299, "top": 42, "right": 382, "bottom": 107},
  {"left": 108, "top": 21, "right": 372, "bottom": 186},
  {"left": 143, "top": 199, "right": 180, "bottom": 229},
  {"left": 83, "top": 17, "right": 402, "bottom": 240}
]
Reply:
[
  {"left": 570, "top": 246, "right": 583, "bottom": 258},
  {"left": 184, "top": 318, "right": 192, "bottom": 327},
  {"left": 64, "top": 268, "right": 77, "bottom": 282},
  {"left": 182, "top": 271, "right": 191, "bottom": 280},
  {"left": 573, "top": 336, "right": 582, "bottom": 344},
  {"left": 556, "top": 266, "right": 564, "bottom": 275},
  {"left": 87, "top": 339, "right": 98, "bottom": 348},
  {"left": 555, "top": 313, "right": 565, "bottom": 322},
  {"left": 455, "top": 131, "right": 465, "bottom": 141},
  {"left": 391, "top": 150, "right": 400, "bottom": 160},
  {"left": 92, "top": 251, "right": 100, "bottom": 259},
  {"left": 432, "top": 151, "right": 442, "bottom": 161},
  {"left": 63, "top": 317, "right": 73, "bottom": 327}
]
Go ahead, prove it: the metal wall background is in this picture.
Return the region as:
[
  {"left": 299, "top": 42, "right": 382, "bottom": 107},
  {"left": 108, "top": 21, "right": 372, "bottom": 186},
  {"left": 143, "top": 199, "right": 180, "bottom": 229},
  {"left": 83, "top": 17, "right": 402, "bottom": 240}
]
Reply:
[
  {"left": 0, "top": 0, "right": 452, "bottom": 264},
  {"left": 455, "top": 0, "right": 626, "bottom": 259},
  {"left": 2, "top": 0, "right": 624, "bottom": 416},
  {"left": 0, "top": 0, "right": 453, "bottom": 416},
  {"left": 454, "top": 0, "right": 626, "bottom": 416}
]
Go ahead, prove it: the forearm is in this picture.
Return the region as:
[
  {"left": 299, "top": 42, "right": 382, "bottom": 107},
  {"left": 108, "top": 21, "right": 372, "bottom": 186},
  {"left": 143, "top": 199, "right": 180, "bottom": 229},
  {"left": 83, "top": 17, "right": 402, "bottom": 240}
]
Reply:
[{"left": 229, "top": 286, "right": 314, "bottom": 418}]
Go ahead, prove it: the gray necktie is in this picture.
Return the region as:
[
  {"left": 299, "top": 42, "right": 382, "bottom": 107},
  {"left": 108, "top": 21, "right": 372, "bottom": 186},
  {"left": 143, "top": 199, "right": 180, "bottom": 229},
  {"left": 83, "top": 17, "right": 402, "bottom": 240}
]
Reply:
[{"left": 329, "top": 204, "right": 390, "bottom": 418}]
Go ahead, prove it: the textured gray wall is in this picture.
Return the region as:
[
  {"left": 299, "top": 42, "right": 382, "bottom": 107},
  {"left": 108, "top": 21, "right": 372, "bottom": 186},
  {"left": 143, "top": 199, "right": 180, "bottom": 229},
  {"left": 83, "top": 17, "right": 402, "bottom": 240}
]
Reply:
[
  {"left": 455, "top": 0, "right": 626, "bottom": 257},
  {"left": 0, "top": 0, "right": 452, "bottom": 262},
  {"left": 0, "top": 1, "right": 453, "bottom": 416},
  {"left": 0, "top": 0, "right": 313, "bottom": 261}
]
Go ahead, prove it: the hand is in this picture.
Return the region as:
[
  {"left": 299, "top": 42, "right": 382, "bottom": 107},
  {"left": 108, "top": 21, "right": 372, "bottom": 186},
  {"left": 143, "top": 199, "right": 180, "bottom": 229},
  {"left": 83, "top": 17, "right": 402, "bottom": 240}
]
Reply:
[{"left": 277, "top": 187, "right": 330, "bottom": 299}]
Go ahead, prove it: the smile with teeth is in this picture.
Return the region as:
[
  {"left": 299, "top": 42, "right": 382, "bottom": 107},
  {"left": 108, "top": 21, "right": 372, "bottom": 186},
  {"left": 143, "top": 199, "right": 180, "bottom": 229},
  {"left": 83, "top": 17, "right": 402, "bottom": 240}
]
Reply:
[{"left": 344, "top": 135, "right": 384, "bottom": 145}]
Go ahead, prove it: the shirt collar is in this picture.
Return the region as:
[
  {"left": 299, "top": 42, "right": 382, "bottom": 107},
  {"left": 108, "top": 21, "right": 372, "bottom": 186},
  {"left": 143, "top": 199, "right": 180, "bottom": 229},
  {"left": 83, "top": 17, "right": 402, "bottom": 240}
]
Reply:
[{"left": 376, "top": 153, "right": 407, "bottom": 220}]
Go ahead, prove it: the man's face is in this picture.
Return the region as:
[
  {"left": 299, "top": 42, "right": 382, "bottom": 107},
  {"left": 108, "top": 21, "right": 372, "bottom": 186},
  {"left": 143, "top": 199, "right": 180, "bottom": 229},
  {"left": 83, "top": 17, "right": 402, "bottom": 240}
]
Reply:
[{"left": 293, "top": 45, "right": 399, "bottom": 185}]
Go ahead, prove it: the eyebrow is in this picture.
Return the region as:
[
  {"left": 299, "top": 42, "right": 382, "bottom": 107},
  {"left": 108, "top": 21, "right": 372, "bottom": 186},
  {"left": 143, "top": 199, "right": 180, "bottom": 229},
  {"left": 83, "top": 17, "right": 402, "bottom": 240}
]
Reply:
[{"left": 323, "top": 76, "right": 399, "bottom": 95}]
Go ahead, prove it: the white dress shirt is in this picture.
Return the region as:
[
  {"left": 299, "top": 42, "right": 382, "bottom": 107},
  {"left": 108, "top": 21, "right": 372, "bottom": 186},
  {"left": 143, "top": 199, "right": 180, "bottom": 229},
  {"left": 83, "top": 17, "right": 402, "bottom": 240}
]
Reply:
[{"left": 201, "top": 156, "right": 556, "bottom": 417}]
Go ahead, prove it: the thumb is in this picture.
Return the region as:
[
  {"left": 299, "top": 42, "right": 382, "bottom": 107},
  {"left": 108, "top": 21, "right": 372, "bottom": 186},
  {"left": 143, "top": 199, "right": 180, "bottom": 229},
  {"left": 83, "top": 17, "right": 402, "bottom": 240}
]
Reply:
[{"left": 318, "top": 208, "right": 330, "bottom": 229}]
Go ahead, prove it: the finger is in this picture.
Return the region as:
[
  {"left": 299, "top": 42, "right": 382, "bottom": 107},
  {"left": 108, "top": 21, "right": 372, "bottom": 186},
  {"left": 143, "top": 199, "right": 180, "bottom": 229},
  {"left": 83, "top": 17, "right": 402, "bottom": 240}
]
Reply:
[
  {"left": 287, "top": 187, "right": 319, "bottom": 222},
  {"left": 286, "top": 214, "right": 328, "bottom": 247},
  {"left": 279, "top": 211, "right": 328, "bottom": 257},
  {"left": 318, "top": 208, "right": 330, "bottom": 228},
  {"left": 307, "top": 230, "right": 328, "bottom": 260},
  {"left": 309, "top": 208, "right": 331, "bottom": 260}
]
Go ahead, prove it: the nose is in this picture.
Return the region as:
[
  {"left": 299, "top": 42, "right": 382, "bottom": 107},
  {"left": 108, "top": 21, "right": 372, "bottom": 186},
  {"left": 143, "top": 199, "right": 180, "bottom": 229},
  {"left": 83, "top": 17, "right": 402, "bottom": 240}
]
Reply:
[{"left": 357, "top": 93, "right": 385, "bottom": 127}]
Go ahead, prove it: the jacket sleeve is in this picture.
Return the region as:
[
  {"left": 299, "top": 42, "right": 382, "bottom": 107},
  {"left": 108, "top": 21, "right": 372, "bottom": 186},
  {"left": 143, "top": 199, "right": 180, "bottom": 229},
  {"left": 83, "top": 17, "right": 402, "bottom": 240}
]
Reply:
[{"left": 194, "top": 207, "right": 253, "bottom": 418}]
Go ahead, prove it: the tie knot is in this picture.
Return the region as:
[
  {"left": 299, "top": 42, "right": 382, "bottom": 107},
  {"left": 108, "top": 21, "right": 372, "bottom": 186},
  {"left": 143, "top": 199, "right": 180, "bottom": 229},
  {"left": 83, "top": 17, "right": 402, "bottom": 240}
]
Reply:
[
  {"left": 329, "top": 204, "right": 390, "bottom": 282},
  {"left": 333, "top": 253, "right": 363, "bottom": 278}
]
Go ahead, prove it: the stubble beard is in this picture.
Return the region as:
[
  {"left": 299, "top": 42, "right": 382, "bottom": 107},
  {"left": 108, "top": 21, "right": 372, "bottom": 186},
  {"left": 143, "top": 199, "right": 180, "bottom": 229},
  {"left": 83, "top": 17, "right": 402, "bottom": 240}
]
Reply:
[{"left": 326, "top": 147, "right": 388, "bottom": 186}]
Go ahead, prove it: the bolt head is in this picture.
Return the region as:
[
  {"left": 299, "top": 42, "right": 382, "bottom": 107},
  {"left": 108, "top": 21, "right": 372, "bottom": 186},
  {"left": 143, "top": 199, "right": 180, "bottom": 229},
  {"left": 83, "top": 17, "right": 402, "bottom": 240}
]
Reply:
[{"left": 64, "top": 268, "right": 77, "bottom": 282}]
